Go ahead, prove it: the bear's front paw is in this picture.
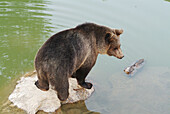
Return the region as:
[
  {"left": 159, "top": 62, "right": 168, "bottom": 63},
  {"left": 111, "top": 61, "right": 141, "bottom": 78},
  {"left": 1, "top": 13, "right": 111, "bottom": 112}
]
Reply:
[{"left": 80, "top": 82, "right": 93, "bottom": 89}]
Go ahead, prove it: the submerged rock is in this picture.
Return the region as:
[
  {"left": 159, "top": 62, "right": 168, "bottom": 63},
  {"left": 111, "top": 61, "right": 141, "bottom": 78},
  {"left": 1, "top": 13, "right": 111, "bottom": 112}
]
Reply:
[{"left": 8, "top": 72, "right": 94, "bottom": 114}]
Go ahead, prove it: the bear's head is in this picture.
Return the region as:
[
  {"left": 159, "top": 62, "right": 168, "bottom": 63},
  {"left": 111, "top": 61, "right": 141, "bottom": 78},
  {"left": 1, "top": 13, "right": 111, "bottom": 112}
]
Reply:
[
  {"left": 106, "top": 29, "right": 124, "bottom": 59},
  {"left": 96, "top": 27, "right": 124, "bottom": 59}
]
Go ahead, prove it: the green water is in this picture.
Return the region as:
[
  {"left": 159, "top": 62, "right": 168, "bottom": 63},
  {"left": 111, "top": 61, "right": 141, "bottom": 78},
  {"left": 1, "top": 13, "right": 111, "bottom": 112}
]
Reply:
[{"left": 0, "top": 0, "right": 170, "bottom": 113}]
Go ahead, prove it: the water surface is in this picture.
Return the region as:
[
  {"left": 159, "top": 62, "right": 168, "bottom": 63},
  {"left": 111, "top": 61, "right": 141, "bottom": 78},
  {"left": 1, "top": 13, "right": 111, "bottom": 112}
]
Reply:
[{"left": 0, "top": 0, "right": 170, "bottom": 113}]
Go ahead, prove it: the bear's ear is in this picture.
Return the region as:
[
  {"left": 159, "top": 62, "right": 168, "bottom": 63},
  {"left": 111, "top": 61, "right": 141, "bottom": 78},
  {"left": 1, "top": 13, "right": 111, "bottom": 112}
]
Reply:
[{"left": 113, "top": 29, "right": 123, "bottom": 36}]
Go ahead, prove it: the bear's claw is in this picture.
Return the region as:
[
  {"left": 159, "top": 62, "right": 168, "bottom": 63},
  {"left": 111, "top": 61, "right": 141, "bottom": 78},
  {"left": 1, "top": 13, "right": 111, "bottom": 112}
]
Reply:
[
  {"left": 35, "top": 81, "right": 49, "bottom": 91},
  {"left": 79, "top": 82, "right": 93, "bottom": 89}
]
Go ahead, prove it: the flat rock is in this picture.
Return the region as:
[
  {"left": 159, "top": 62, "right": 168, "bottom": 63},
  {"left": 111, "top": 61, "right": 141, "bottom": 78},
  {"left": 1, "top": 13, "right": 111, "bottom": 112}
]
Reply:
[{"left": 8, "top": 72, "right": 94, "bottom": 114}]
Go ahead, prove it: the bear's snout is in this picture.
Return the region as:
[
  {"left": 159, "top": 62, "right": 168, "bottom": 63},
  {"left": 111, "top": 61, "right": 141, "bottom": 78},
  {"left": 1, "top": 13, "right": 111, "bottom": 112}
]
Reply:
[
  {"left": 117, "top": 55, "right": 124, "bottom": 59},
  {"left": 107, "top": 47, "right": 124, "bottom": 59}
]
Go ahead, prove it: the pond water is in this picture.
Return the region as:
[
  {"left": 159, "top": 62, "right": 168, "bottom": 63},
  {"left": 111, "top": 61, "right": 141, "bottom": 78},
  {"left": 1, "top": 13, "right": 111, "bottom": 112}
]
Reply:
[{"left": 0, "top": 0, "right": 170, "bottom": 113}]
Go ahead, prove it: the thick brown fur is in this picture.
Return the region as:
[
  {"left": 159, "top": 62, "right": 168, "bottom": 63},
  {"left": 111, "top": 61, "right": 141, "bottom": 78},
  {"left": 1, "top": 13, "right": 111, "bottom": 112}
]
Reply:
[{"left": 34, "top": 23, "right": 124, "bottom": 101}]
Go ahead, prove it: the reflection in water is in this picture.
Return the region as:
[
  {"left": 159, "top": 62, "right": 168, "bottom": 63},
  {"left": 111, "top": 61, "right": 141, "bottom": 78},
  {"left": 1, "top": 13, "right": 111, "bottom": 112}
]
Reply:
[
  {"left": 165, "top": 0, "right": 170, "bottom": 2},
  {"left": 0, "top": 0, "right": 53, "bottom": 109},
  {"left": 0, "top": 100, "right": 25, "bottom": 114},
  {"left": 1, "top": 98, "right": 100, "bottom": 114},
  {"left": 55, "top": 101, "right": 100, "bottom": 114},
  {"left": 0, "top": 0, "right": 52, "bottom": 88}
]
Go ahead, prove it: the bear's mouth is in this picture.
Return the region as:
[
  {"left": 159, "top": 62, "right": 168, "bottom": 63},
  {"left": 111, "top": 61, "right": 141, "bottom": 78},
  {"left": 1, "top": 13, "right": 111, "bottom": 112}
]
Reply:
[
  {"left": 116, "top": 55, "right": 124, "bottom": 59},
  {"left": 107, "top": 50, "right": 124, "bottom": 59}
]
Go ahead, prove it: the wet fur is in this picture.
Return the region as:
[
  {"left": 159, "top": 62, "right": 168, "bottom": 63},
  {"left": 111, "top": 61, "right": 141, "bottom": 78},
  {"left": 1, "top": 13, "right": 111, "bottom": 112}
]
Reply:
[{"left": 34, "top": 23, "right": 124, "bottom": 101}]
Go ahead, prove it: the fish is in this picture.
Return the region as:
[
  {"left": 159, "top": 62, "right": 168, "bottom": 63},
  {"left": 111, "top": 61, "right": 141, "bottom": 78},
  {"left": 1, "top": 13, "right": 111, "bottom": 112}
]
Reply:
[{"left": 124, "top": 59, "right": 145, "bottom": 75}]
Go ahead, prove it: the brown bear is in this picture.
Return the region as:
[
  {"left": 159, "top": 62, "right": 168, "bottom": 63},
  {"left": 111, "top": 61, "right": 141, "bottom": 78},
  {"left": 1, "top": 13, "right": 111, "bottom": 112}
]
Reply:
[{"left": 34, "top": 23, "right": 124, "bottom": 101}]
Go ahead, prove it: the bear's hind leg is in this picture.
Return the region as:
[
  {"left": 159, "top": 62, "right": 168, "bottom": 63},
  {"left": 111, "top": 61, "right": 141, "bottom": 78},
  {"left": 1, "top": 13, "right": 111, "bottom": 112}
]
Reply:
[
  {"left": 50, "top": 73, "right": 69, "bottom": 101},
  {"left": 35, "top": 71, "right": 49, "bottom": 91},
  {"left": 35, "top": 80, "right": 49, "bottom": 91},
  {"left": 56, "top": 84, "right": 69, "bottom": 101}
]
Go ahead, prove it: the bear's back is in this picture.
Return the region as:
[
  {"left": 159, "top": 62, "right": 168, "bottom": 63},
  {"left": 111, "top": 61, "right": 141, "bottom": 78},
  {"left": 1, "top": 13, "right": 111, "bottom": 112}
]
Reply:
[{"left": 35, "top": 28, "right": 93, "bottom": 71}]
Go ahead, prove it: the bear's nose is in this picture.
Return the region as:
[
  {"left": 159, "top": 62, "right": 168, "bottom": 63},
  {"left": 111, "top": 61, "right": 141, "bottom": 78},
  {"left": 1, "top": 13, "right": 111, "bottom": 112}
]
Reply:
[{"left": 119, "top": 55, "right": 124, "bottom": 59}]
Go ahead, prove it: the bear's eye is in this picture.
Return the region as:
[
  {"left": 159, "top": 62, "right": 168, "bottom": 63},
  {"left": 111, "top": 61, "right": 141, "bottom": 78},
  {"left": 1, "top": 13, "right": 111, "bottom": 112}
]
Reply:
[
  {"left": 105, "top": 33, "right": 111, "bottom": 39},
  {"left": 114, "top": 48, "right": 118, "bottom": 50}
]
